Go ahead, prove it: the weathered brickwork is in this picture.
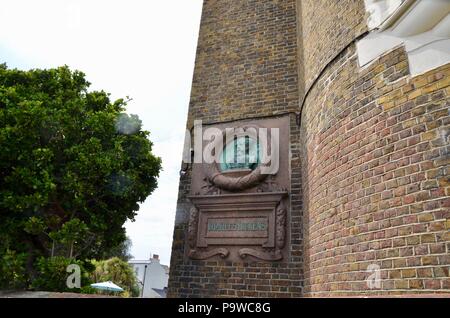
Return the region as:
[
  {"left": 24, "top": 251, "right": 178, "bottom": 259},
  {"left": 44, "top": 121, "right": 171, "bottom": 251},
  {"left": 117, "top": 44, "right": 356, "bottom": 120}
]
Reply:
[
  {"left": 168, "top": 114, "right": 304, "bottom": 298},
  {"left": 168, "top": 0, "right": 303, "bottom": 298},
  {"left": 169, "top": 0, "right": 450, "bottom": 297},
  {"left": 300, "top": 45, "right": 450, "bottom": 296},
  {"left": 186, "top": 0, "right": 299, "bottom": 128},
  {"left": 298, "top": 0, "right": 368, "bottom": 91}
]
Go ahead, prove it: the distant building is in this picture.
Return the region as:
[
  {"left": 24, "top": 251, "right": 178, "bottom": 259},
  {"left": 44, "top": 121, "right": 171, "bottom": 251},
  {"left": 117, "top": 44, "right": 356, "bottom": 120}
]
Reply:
[{"left": 129, "top": 254, "right": 169, "bottom": 298}]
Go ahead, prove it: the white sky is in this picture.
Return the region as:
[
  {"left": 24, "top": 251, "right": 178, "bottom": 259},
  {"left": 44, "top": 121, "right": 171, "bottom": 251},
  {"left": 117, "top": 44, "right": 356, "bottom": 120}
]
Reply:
[{"left": 0, "top": 0, "right": 203, "bottom": 265}]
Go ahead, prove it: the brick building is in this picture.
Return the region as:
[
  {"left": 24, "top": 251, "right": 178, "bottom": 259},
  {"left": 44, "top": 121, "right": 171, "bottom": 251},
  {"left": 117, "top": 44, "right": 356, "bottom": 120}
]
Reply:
[{"left": 168, "top": 0, "right": 450, "bottom": 297}]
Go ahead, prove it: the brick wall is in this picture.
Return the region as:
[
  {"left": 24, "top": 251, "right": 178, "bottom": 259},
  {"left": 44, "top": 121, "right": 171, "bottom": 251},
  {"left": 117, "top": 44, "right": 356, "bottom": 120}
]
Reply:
[
  {"left": 167, "top": 0, "right": 303, "bottom": 298},
  {"left": 298, "top": 0, "right": 367, "bottom": 91},
  {"left": 300, "top": 44, "right": 450, "bottom": 296},
  {"left": 169, "top": 0, "right": 450, "bottom": 297},
  {"left": 168, "top": 116, "right": 304, "bottom": 298},
  {"left": 186, "top": 0, "right": 299, "bottom": 128}
]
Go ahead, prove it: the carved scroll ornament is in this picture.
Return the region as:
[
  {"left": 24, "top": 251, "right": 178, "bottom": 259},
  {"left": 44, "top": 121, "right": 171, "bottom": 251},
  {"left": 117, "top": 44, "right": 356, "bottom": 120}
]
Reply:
[
  {"left": 238, "top": 248, "right": 282, "bottom": 261},
  {"left": 188, "top": 248, "right": 229, "bottom": 260},
  {"left": 276, "top": 203, "right": 286, "bottom": 249},
  {"left": 188, "top": 206, "right": 198, "bottom": 249}
]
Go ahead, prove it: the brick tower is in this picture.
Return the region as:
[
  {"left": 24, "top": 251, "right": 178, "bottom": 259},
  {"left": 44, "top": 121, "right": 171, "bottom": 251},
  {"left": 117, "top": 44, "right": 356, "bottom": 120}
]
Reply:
[{"left": 168, "top": 0, "right": 450, "bottom": 297}]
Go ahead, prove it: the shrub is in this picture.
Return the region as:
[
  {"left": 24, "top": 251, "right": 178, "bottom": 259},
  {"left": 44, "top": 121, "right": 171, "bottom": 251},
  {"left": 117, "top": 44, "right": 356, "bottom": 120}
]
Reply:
[
  {"left": 31, "top": 256, "right": 93, "bottom": 292},
  {"left": 91, "top": 257, "right": 139, "bottom": 297},
  {"left": 0, "top": 249, "right": 28, "bottom": 289}
]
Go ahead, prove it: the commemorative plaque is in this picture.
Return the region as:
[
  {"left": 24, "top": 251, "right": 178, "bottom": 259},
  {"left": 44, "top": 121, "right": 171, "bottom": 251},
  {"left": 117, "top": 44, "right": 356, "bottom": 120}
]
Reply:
[{"left": 187, "top": 116, "right": 290, "bottom": 262}]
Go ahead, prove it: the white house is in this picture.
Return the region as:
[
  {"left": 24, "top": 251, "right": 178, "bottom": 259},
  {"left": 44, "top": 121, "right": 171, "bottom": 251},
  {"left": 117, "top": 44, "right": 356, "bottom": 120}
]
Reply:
[{"left": 129, "top": 254, "right": 169, "bottom": 298}]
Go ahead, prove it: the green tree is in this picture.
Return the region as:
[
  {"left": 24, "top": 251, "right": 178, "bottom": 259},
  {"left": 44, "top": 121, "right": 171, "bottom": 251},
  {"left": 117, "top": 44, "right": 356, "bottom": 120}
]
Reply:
[
  {"left": 101, "top": 236, "right": 134, "bottom": 261},
  {"left": 0, "top": 64, "right": 161, "bottom": 285},
  {"left": 91, "top": 257, "right": 140, "bottom": 297}
]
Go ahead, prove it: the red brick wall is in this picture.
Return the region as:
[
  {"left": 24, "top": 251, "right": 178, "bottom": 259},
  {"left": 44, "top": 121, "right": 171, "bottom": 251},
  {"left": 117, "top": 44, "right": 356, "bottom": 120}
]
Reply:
[
  {"left": 300, "top": 44, "right": 449, "bottom": 296},
  {"left": 186, "top": 0, "right": 299, "bottom": 128},
  {"left": 169, "top": 0, "right": 450, "bottom": 297},
  {"left": 167, "top": 0, "right": 304, "bottom": 298},
  {"left": 298, "top": 0, "right": 367, "bottom": 91}
]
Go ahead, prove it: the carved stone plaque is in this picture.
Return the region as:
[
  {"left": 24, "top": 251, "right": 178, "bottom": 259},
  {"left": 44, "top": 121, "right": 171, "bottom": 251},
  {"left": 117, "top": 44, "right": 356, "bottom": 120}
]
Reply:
[
  {"left": 187, "top": 192, "right": 288, "bottom": 262},
  {"left": 198, "top": 209, "right": 274, "bottom": 247}
]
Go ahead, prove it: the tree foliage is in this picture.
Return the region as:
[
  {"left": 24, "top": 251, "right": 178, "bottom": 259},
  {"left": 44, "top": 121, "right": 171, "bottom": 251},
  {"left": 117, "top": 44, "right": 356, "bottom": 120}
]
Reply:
[
  {"left": 0, "top": 249, "right": 28, "bottom": 289},
  {"left": 30, "top": 256, "right": 93, "bottom": 292},
  {"left": 0, "top": 64, "right": 161, "bottom": 287},
  {"left": 100, "top": 236, "right": 134, "bottom": 262},
  {"left": 91, "top": 257, "right": 140, "bottom": 297}
]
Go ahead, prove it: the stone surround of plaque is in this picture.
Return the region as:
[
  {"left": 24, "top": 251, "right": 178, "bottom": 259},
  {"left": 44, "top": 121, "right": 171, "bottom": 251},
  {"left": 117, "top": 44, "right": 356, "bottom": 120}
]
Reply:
[{"left": 187, "top": 116, "right": 290, "bottom": 262}]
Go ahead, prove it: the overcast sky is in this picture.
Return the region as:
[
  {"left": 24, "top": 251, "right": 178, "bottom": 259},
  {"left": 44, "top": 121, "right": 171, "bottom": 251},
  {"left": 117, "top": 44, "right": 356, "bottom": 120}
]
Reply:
[{"left": 0, "top": 0, "right": 203, "bottom": 265}]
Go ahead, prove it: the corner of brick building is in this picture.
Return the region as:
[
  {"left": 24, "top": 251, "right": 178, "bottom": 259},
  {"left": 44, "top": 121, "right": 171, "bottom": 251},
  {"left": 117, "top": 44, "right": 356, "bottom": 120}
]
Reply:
[{"left": 168, "top": 0, "right": 450, "bottom": 297}]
